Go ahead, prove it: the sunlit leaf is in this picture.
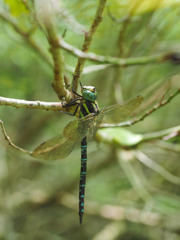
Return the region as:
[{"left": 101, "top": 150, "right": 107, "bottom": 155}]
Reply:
[
  {"left": 110, "top": 0, "right": 180, "bottom": 17},
  {"left": 128, "top": 0, "right": 180, "bottom": 15},
  {"left": 96, "top": 128, "right": 143, "bottom": 147},
  {"left": 4, "top": 0, "right": 28, "bottom": 16}
]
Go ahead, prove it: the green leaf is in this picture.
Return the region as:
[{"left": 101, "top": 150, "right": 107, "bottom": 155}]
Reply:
[
  {"left": 110, "top": 0, "right": 180, "bottom": 18},
  {"left": 4, "top": 0, "right": 28, "bottom": 16},
  {"left": 96, "top": 128, "right": 143, "bottom": 147},
  {"left": 130, "top": 0, "right": 180, "bottom": 15}
]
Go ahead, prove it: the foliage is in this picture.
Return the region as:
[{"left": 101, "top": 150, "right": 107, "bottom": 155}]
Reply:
[{"left": 0, "top": 0, "right": 180, "bottom": 239}]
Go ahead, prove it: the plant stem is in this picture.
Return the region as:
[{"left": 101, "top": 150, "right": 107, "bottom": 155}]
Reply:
[
  {"left": 0, "top": 96, "right": 63, "bottom": 111},
  {"left": 72, "top": 0, "right": 107, "bottom": 92}
]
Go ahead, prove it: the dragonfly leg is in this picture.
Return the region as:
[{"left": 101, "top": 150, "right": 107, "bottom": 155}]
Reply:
[
  {"left": 62, "top": 102, "right": 80, "bottom": 116},
  {"left": 72, "top": 79, "right": 82, "bottom": 97},
  {"left": 64, "top": 98, "right": 81, "bottom": 107},
  {"left": 72, "top": 90, "right": 82, "bottom": 97}
]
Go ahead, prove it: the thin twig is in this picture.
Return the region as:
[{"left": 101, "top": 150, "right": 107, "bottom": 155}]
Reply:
[
  {"left": 0, "top": 11, "right": 177, "bottom": 74},
  {"left": 21, "top": 0, "right": 31, "bottom": 11},
  {"left": 0, "top": 120, "right": 31, "bottom": 154},
  {"left": 142, "top": 126, "right": 180, "bottom": 142},
  {"left": 135, "top": 150, "right": 180, "bottom": 185},
  {"left": 155, "top": 141, "right": 180, "bottom": 153},
  {"left": 119, "top": 152, "right": 151, "bottom": 201},
  {"left": 100, "top": 88, "right": 180, "bottom": 128},
  {"left": 72, "top": 0, "right": 107, "bottom": 92},
  {"left": 116, "top": 1, "right": 142, "bottom": 56},
  {"left": 83, "top": 64, "right": 113, "bottom": 74},
  {"left": 59, "top": 39, "right": 177, "bottom": 67}
]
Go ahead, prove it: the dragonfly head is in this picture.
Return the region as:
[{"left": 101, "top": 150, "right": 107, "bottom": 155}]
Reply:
[{"left": 81, "top": 86, "right": 97, "bottom": 101}]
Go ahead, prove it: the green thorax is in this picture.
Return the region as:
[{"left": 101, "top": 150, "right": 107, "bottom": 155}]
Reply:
[{"left": 79, "top": 86, "right": 99, "bottom": 118}]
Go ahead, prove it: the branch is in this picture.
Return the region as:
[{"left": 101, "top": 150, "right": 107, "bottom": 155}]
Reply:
[
  {"left": 0, "top": 11, "right": 53, "bottom": 68},
  {"left": 119, "top": 152, "right": 151, "bottom": 201},
  {"left": 0, "top": 96, "right": 63, "bottom": 111},
  {"left": 35, "top": 1, "right": 72, "bottom": 101},
  {"left": 44, "top": 25, "right": 67, "bottom": 100},
  {"left": 0, "top": 8, "right": 73, "bottom": 101},
  {"left": 83, "top": 64, "right": 113, "bottom": 74},
  {"left": 142, "top": 125, "right": 180, "bottom": 142},
  {"left": 155, "top": 141, "right": 180, "bottom": 153},
  {"left": 59, "top": 39, "right": 178, "bottom": 67},
  {"left": 0, "top": 10, "right": 74, "bottom": 76},
  {"left": 0, "top": 120, "right": 31, "bottom": 155},
  {"left": 1, "top": 10, "right": 177, "bottom": 76},
  {"left": 72, "top": 0, "right": 107, "bottom": 91},
  {"left": 100, "top": 88, "right": 180, "bottom": 128},
  {"left": 135, "top": 151, "right": 180, "bottom": 185}
]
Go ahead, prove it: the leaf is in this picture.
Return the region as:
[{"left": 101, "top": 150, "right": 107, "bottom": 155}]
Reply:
[
  {"left": 128, "top": 0, "right": 180, "bottom": 15},
  {"left": 96, "top": 128, "right": 143, "bottom": 147},
  {"left": 110, "top": 0, "right": 180, "bottom": 18},
  {"left": 4, "top": 0, "right": 28, "bottom": 16}
]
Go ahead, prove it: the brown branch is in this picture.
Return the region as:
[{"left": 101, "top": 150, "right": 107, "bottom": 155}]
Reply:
[
  {"left": 45, "top": 20, "right": 70, "bottom": 100},
  {"left": 0, "top": 120, "right": 31, "bottom": 154},
  {"left": 0, "top": 8, "right": 72, "bottom": 101},
  {"left": 72, "top": 0, "right": 107, "bottom": 92},
  {"left": 34, "top": 1, "right": 73, "bottom": 101}
]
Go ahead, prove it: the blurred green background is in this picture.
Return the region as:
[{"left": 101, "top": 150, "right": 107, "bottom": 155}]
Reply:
[{"left": 0, "top": 0, "right": 180, "bottom": 239}]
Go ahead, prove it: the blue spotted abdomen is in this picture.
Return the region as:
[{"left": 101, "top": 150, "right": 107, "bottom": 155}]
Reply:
[
  {"left": 78, "top": 100, "right": 99, "bottom": 224},
  {"left": 79, "top": 137, "right": 87, "bottom": 224}
]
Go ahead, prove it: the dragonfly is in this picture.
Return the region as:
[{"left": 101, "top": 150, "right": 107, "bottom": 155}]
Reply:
[{"left": 31, "top": 85, "right": 143, "bottom": 224}]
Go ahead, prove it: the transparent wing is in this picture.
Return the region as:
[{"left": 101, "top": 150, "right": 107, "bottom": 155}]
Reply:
[
  {"left": 67, "top": 113, "right": 98, "bottom": 141},
  {"left": 31, "top": 114, "right": 96, "bottom": 160},
  {"left": 31, "top": 133, "right": 78, "bottom": 161},
  {"left": 98, "top": 96, "right": 143, "bottom": 124},
  {"left": 31, "top": 96, "right": 143, "bottom": 160}
]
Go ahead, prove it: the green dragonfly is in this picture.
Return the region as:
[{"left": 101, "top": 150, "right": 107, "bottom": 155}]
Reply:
[{"left": 31, "top": 85, "right": 143, "bottom": 224}]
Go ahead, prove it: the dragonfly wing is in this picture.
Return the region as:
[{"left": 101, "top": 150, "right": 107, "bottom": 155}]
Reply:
[
  {"left": 31, "top": 115, "right": 96, "bottom": 160},
  {"left": 87, "top": 114, "right": 100, "bottom": 140},
  {"left": 65, "top": 113, "right": 99, "bottom": 142},
  {"left": 31, "top": 134, "right": 77, "bottom": 160},
  {"left": 99, "top": 96, "right": 143, "bottom": 124}
]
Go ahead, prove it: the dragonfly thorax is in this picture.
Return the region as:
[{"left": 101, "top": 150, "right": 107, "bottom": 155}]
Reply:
[{"left": 81, "top": 86, "right": 97, "bottom": 101}]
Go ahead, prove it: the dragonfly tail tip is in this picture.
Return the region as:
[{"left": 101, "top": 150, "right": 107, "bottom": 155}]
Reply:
[{"left": 79, "top": 215, "right": 83, "bottom": 225}]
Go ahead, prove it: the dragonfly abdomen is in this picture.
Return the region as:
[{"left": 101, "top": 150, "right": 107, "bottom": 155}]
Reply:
[
  {"left": 78, "top": 99, "right": 99, "bottom": 224},
  {"left": 79, "top": 137, "right": 87, "bottom": 224}
]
